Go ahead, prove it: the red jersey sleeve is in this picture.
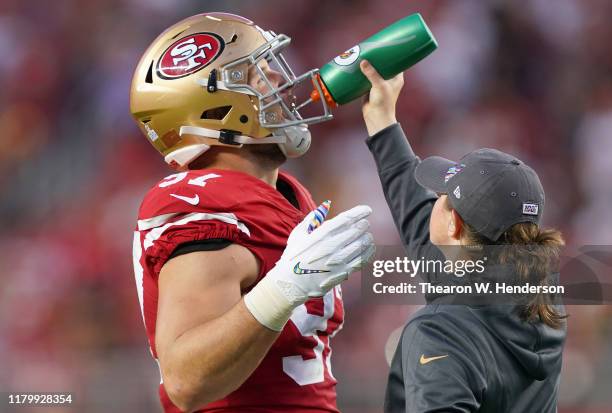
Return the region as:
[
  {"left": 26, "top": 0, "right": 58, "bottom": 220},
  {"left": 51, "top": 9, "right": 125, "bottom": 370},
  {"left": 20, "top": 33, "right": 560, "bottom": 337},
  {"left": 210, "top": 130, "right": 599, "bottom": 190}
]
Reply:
[{"left": 137, "top": 171, "right": 252, "bottom": 276}]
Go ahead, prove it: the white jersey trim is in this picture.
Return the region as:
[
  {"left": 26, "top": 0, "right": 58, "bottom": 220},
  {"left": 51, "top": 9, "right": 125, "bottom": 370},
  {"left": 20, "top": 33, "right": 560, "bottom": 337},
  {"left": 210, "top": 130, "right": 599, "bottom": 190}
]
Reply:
[
  {"left": 137, "top": 212, "right": 180, "bottom": 231},
  {"left": 142, "top": 211, "right": 251, "bottom": 251},
  {"left": 132, "top": 231, "right": 145, "bottom": 321}
]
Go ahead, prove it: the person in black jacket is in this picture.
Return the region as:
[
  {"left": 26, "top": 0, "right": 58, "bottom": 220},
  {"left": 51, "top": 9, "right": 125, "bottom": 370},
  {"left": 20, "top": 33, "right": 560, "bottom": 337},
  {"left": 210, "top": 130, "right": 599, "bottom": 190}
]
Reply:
[{"left": 358, "top": 59, "right": 567, "bottom": 413}]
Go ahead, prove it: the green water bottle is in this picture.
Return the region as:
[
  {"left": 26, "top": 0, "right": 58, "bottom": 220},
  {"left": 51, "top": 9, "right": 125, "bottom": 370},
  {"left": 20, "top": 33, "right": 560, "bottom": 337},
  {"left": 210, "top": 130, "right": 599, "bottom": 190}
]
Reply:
[{"left": 312, "top": 13, "right": 437, "bottom": 106}]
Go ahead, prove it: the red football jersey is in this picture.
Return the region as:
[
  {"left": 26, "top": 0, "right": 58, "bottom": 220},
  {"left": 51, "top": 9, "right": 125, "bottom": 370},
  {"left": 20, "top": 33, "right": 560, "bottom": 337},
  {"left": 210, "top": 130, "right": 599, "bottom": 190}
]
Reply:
[{"left": 132, "top": 168, "right": 344, "bottom": 412}]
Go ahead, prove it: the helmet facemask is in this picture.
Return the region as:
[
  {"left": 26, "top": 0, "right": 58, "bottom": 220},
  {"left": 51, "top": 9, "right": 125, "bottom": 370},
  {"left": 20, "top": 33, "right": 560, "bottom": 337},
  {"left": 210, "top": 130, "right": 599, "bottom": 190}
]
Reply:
[
  {"left": 217, "top": 30, "right": 333, "bottom": 129},
  {"left": 189, "top": 30, "right": 334, "bottom": 158}
]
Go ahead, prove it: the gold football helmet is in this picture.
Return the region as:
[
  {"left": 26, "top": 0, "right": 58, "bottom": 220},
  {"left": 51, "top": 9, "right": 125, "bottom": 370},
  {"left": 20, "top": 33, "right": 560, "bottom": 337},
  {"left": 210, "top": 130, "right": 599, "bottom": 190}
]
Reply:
[{"left": 130, "top": 12, "right": 333, "bottom": 169}]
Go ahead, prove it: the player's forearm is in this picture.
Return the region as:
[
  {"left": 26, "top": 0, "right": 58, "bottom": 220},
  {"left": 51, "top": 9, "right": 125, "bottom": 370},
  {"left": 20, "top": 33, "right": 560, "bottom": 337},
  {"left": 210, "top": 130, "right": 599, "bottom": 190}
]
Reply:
[{"left": 161, "top": 299, "right": 279, "bottom": 411}]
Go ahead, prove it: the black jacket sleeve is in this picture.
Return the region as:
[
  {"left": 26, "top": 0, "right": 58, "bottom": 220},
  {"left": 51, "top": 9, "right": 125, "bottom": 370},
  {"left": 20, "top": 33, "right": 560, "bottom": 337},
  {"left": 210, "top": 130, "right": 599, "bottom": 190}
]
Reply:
[
  {"left": 365, "top": 123, "right": 445, "bottom": 281},
  {"left": 385, "top": 312, "right": 487, "bottom": 413}
]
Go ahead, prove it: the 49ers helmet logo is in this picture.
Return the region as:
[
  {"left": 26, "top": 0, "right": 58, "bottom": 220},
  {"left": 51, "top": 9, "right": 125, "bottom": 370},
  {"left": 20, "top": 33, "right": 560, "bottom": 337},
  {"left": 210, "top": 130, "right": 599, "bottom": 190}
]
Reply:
[{"left": 157, "top": 33, "right": 225, "bottom": 79}]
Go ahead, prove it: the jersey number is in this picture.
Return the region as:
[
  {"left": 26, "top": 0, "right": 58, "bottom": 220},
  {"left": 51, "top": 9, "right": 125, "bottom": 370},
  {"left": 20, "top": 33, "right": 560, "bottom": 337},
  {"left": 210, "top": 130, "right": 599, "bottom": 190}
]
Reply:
[
  {"left": 282, "top": 287, "right": 342, "bottom": 385},
  {"left": 158, "top": 172, "right": 221, "bottom": 188}
]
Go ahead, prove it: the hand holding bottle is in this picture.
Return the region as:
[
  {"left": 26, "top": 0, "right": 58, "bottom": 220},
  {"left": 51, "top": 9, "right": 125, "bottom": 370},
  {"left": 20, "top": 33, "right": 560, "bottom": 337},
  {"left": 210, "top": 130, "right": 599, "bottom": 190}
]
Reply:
[{"left": 360, "top": 60, "right": 405, "bottom": 136}]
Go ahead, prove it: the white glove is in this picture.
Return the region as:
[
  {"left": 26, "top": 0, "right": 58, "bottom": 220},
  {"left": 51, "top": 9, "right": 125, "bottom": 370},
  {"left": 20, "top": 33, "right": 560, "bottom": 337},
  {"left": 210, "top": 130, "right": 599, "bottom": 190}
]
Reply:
[{"left": 244, "top": 203, "right": 375, "bottom": 331}]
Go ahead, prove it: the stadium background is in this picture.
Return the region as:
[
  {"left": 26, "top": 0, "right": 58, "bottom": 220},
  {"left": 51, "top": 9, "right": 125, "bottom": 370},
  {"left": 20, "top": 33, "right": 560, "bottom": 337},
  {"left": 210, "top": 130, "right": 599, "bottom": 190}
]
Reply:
[{"left": 1, "top": 0, "right": 611, "bottom": 412}]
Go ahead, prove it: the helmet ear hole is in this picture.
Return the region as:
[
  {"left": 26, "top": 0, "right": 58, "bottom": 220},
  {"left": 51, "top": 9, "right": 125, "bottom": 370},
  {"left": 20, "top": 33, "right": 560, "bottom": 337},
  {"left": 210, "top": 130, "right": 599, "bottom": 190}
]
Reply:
[{"left": 201, "top": 106, "right": 232, "bottom": 120}]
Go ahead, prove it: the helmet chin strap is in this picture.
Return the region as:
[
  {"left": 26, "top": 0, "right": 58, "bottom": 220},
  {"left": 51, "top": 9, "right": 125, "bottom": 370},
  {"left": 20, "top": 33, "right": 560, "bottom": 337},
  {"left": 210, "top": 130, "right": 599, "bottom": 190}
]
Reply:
[
  {"left": 165, "top": 126, "right": 284, "bottom": 169},
  {"left": 179, "top": 125, "right": 285, "bottom": 144},
  {"left": 179, "top": 125, "right": 311, "bottom": 158},
  {"left": 170, "top": 124, "right": 310, "bottom": 169}
]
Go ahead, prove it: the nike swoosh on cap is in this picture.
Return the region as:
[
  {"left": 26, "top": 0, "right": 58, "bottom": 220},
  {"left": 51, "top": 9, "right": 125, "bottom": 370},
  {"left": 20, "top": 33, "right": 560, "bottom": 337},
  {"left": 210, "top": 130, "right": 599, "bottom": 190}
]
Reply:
[
  {"left": 170, "top": 193, "right": 200, "bottom": 206},
  {"left": 419, "top": 354, "right": 449, "bottom": 365}
]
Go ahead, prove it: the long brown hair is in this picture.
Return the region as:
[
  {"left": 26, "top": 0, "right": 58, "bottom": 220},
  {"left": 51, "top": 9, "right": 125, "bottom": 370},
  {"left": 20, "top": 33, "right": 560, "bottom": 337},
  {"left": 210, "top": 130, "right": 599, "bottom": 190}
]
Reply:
[{"left": 446, "top": 197, "right": 567, "bottom": 329}]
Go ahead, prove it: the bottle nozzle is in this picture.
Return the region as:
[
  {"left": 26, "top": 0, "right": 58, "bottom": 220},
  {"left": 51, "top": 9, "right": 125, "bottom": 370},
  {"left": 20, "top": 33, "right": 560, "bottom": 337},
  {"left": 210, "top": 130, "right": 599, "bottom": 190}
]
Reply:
[{"left": 310, "top": 73, "right": 338, "bottom": 108}]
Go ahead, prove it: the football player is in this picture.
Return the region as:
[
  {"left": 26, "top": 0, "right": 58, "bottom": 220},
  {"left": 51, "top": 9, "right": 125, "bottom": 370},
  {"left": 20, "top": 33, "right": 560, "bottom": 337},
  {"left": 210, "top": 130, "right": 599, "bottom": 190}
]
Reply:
[{"left": 130, "top": 12, "right": 374, "bottom": 413}]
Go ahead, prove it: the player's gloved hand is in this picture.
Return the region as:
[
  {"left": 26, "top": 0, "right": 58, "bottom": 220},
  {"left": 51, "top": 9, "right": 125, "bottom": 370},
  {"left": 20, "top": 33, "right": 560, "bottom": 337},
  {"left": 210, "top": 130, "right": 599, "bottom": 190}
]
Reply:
[{"left": 244, "top": 202, "right": 375, "bottom": 331}]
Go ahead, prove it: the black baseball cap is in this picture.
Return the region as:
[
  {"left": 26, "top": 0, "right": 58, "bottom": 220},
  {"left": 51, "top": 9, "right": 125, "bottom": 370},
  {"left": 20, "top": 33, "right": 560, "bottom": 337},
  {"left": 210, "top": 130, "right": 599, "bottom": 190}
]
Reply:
[{"left": 415, "top": 148, "right": 545, "bottom": 241}]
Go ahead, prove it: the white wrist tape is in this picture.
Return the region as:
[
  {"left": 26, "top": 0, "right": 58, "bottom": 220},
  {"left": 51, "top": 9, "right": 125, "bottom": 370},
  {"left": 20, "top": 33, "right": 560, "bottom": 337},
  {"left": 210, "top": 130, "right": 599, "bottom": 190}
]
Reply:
[{"left": 244, "top": 275, "right": 300, "bottom": 332}]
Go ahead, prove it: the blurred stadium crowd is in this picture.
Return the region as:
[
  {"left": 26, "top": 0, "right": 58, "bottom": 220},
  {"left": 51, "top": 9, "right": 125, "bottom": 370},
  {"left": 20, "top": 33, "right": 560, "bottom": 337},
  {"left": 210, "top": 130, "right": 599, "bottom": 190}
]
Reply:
[{"left": 1, "top": 0, "right": 611, "bottom": 412}]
